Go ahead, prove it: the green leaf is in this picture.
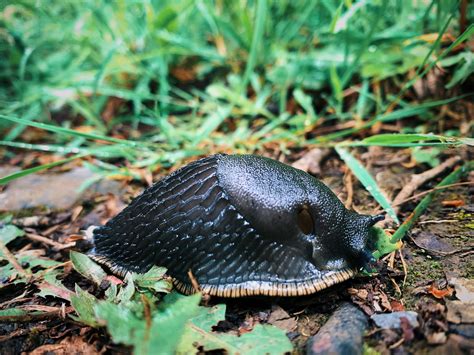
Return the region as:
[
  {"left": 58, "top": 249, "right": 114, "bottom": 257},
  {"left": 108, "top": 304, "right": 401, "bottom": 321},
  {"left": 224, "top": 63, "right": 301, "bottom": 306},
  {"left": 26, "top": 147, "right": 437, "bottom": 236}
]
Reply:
[
  {"left": 71, "top": 284, "right": 100, "bottom": 327},
  {"left": 177, "top": 296, "right": 293, "bottom": 354},
  {"left": 177, "top": 303, "right": 227, "bottom": 353},
  {"left": 371, "top": 226, "right": 400, "bottom": 259},
  {"left": 95, "top": 293, "right": 201, "bottom": 355},
  {"left": 116, "top": 273, "right": 135, "bottom": 303},
  {"left": 0, "top": 308, "right": 29, "bottom": 317},
  {"left": 222, "top": 324, "right": 293, "bottom": 355},
  {"left": 0, "top": 154, "right": 87, "bottom": 185},
  {"left": 359, "top": 133, "right": 473, "bottom": 147},
  {"left": 1, "top": 253, "right": 60, "bottom": 283},
  {"left": 37, "top": 270, "right": 75, "bottom": 301},
  {"left": 0, "top": 114, "right": 147, "bottom": 148},
  {"left": 70, "top": 251, "right": 107, "bottom": 286},
  {"left": 362, "top": 133, "right": 444, "bottom": 144},
  {"left": 0, "top": 225, "right": 24, "bottom": 253},
  {"left": 335, "top": 147, "right": 399, "bottom": 224},
  {"left": 133, "top": 266, "right": 171, "bottom": 294},
  {"left": 411, "top": 146, "right": 441, "bottom": 167}
]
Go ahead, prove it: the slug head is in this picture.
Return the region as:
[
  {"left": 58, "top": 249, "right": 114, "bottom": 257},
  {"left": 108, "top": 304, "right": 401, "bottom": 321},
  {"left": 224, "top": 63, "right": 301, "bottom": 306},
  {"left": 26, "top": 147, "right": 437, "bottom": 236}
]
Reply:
[
  {"left": 217, "top": 155, "right": 385, "bottom": 275},
  {"left": 302, "top": 187, "right": 385, "bottom": 272}
]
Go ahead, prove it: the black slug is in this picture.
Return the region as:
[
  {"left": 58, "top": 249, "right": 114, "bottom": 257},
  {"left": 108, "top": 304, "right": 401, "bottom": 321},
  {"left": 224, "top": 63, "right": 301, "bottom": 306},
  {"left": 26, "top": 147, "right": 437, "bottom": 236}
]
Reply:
[{"left": 89, "top": 154, "right": 384, "bottom": 297}]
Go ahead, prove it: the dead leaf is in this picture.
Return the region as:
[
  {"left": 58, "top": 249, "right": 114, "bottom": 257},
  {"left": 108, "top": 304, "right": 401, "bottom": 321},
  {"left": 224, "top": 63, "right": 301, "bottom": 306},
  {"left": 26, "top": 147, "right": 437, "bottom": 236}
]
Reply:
[
  {"left": 267, "top": 306, "right": 297, "bottom": 333},
  {"left": 441, "top": 199, "right": 465, "bottom": 207},
  {"left": 427, "top": 331, "right": 447, "bottom": 345},
  {"left": 291, "top": 148, "right": 330, "bottom": 175},
  {"left": 450, "top": 277, "right": 474, "bottom": 303},
  {"left": 400, "top": 317, "right": 415, "bottom": 342},
  {"left": 428, "top": 283, "right": 454, "bottom": 299},
  {"left": 29, "top": 336, "right": 102, "bottom": 355},
  {"left": 446, "top": 301, "right": 474, "bottom": 324},
  {"left": 390, "top": 300, "right": 405, "bottom": 312}
]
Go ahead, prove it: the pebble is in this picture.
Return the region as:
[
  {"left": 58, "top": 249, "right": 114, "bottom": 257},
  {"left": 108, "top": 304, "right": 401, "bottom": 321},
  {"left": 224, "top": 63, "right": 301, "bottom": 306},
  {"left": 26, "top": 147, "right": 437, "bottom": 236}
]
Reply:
[{"left": 371, "top": 311, "right": 419, "bottom": 329}]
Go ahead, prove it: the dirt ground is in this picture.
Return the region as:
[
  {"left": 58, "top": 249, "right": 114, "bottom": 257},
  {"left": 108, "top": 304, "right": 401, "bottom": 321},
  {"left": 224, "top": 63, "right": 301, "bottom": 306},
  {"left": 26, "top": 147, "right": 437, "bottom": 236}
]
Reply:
[{"left": 0, "top": 148, "right": 472, "bottom": 354}]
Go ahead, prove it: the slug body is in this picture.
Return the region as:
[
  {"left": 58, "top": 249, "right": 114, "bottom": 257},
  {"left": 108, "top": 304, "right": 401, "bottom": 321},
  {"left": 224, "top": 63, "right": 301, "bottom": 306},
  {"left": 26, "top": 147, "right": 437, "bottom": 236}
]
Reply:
[{"left": 90, "top": 154, "right": 383, "bottom": 297}]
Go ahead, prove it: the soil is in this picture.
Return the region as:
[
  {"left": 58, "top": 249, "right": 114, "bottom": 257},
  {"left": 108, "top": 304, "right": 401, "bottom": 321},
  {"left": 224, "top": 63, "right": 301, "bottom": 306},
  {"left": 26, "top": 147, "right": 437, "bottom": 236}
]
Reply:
[{"left": 0, "top": 150, "right": 472, "bottom": 354}]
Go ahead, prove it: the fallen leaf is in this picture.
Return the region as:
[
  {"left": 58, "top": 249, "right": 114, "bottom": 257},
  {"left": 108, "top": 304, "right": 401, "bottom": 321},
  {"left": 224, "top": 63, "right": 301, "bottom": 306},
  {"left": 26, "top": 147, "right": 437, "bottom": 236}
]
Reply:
[
  {"left": 390, "top": 300, "right": 405, "bottom": 312},
  {"left": 450, "top": 277, "right": 474, "bottom": 302},
  {"left": 428, "top": 283, "right": 454, "bottom": 299},
  {"left": 441, "top": 199, "right": 465, "bottom": 207},
  {"left": 400, "top": 317, "right": 415, "bottom": 342},
  {"left": 426, "top": 331, "right": 447, "bottom": 345},
  {"left": 30, "top": 336, "right": 102, "bottom": 355},
  {"left": 267, "top": 306, "right": 298, "bottom": 333},
  {"left": 291, "top": 148, "right": 330, "bottom": 175},
  {"left": 446, "top": 300, "right": 474, "bottom": 324}
]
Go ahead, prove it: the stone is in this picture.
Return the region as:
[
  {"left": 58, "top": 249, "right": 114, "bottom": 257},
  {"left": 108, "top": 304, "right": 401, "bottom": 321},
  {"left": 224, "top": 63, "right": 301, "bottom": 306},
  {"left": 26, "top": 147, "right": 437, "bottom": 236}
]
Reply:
[
  {"left": 307, "top": 303, "right": 368, "bottom": 355},
  {"left": 371, "top": 311, "right": 419, "bottom": 329},
  {"left": 0, "top": 167, "right": 121, "bottom": 211}
]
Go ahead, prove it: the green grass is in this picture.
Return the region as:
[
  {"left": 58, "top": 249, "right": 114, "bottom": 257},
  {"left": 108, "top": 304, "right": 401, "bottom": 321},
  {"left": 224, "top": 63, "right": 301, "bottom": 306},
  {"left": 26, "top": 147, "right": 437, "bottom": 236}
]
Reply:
[
  {"left": 0, "top": 2, "right": 473, "bottom": 352},
  {"left": 0, "top": 0, "right": 472, "bottom": 197}
]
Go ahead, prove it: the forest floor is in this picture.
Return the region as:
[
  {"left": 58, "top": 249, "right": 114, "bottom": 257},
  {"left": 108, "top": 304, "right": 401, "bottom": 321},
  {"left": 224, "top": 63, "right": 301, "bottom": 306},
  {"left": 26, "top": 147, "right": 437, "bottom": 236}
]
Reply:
[{"left": 0, "top": 146, "right": 472, "bottom": 354}]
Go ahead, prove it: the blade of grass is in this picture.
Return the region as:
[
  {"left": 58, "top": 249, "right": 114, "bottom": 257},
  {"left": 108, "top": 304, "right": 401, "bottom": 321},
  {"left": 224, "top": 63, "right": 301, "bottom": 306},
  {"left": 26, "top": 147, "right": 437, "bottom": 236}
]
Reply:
[
  {"left": 0, "top": 141, "right": 139, "bottom": 158},
  {"left": 310, "top": 94, "right": 471, "bottom": 143},
  {"left": 335, "top": 147, "right": 400, "bottom": 223},
  {"left": 390, "top": 161, "right": 473, "bottom": 243},
  {"left": 0, "top": 154, "right": 87, "bottom": 185},
  {"left": 240, "top": 0, "right": 266, "bottom": 94},
  {"left": 338, "top": 133, "right": 474, "bottom": 147},
  {"left": 387, "top": 23, "right": 473, "bottom": 112},
  {"left": 0, "top": 114, "right": 151, "bottom": 148}
]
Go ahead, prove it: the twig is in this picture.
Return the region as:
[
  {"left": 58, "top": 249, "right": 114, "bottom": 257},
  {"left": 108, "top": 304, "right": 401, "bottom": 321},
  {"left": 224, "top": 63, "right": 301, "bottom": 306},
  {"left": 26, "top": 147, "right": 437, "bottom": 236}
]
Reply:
[
  {"left": 418, "top": 219, "right": 457, "bottom": 224},
  {"left": 0, "top": 325, "right": 48, "bottom": 342},
  {"left": 25, "top": 233, "right": 75, "bottom": 250},
  {"left": 392, "top": 181, "right": 473, "bottom": 207},
  {"left": 391, "top": 161, "right": 473, "bottom": 243},
  {"left": 344, "top": 169, "right": 354, "bottom": 209},
  {"left": 391, "top": 156, "right": 461, "bottom": 215},
  {"left": 0, "top": 240, "right": 31, "bottom": 280},
  {"left": 187, "top": 269, "right": 201, "bottom": 293},
  {"left": 0, "top": 306, "right": 74, "bottom": 323},
  {"left": 399, "top": 249, "right": 408, "bottom": 286},
  {"left": 389, "top": 337, "right": 405, "bottom": 349}
]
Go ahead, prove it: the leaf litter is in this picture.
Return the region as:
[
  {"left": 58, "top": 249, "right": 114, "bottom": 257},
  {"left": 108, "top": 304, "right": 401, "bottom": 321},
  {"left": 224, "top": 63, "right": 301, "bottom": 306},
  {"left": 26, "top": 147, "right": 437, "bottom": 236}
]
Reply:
[{"left": 0, "top": 147, "right": 472, "bottom": 354}]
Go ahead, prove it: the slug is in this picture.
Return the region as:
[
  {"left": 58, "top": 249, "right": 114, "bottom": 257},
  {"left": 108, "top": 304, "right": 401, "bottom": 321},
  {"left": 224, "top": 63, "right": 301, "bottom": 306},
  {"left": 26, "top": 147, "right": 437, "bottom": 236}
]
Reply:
[{"left": 89, "top": 154, "right": 384, "bottom": 297}]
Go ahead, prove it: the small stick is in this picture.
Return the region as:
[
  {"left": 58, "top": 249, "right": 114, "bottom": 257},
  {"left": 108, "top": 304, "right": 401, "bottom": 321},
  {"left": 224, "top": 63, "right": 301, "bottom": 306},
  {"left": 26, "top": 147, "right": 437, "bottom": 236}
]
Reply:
[
  {"left": 25, "top": 233, "right": 75, "bottom": 250},
  {"left": 392, "top": 181, "right": 473, "bottom": 207},
  {"left": 344, "top": 168, "right": 354, "bottom": 209},
  {"left": 0, "top": 306, "right": 73, "bottom": 323},
  {"left": 0, "top": 240, "right": 31, "bottom": 280},
  {"left": 187, "top": 269, "right": 201, "bottom": 293},
  {"left": 391, "top": 161, "right": 473, "bottom": 243},
  {"left": 391, "top": 156, "right": 461, "bottom": 216},
  {"left": 399, "top": 249, "right": 408, "bottom": 286}
]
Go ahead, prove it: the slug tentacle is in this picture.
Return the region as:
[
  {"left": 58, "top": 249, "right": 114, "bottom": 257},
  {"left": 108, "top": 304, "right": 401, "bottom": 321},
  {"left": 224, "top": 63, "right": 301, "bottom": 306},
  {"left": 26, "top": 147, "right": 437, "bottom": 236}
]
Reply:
[{"left": 89, "top": 154, "right": 382, "bottom": 297}]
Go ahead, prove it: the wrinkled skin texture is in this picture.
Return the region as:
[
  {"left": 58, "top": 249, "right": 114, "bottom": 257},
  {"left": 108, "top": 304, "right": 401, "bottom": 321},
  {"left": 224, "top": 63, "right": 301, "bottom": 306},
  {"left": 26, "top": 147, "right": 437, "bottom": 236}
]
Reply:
[{"left": 91, "top": 154, "right": 383, "bottom": 296}]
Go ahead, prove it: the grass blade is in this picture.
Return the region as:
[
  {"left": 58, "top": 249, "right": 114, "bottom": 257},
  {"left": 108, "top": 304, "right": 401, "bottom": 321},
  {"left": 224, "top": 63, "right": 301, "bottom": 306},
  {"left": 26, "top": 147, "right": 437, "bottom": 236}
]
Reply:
[
  {"left": 0, "top": 114, "right": 149, "bottom": 148},
  {"left": 0, "top": 154, "right": 87, "bottom": 185},
  {"left": 335, "top": 147, "right": 400, "bottom": 223},
  {"left": 240, "top": 0, "right": 267, "bottom": 94}
]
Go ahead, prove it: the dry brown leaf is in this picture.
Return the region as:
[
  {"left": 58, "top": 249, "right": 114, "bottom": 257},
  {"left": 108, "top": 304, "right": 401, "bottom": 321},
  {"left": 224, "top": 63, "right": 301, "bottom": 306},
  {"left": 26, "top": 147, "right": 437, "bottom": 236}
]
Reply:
[
  {"left": 428, "top": 283, "right": 454, "bottom": 299},
  {"left": 29, "top": 336, "right": 102, "bottom": 355},
  {"left": 441, "top": 199, "right": 465, "bottom": 207}
]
